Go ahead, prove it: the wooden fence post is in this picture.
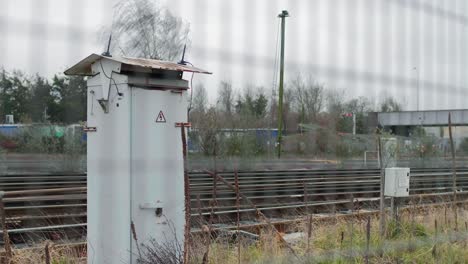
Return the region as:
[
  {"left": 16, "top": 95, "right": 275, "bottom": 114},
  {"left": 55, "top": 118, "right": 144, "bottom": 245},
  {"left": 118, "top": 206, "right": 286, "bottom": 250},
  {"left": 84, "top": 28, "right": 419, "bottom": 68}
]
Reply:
[{"left": 365, "top": 217, "right": 371, "bottom": 264}]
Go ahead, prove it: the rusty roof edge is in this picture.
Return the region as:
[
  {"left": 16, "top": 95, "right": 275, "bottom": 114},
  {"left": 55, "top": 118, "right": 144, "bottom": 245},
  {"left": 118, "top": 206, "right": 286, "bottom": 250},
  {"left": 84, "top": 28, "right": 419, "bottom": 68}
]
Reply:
[
  {"left": 119, "top": 55, "right": 212, "bottom": 74},
  {"left": 65, "top": 53, "right": 212, "bottom": 76},
  {"left": 64, "top": 53, "right": 102, "bottom": 76}
]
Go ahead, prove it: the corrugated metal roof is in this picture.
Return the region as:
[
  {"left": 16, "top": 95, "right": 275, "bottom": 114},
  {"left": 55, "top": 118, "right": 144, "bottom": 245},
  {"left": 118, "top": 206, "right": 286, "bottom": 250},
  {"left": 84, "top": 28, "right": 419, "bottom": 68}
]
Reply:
[{"left": 64, "top": 53, "right": 212, "bottom": 76}]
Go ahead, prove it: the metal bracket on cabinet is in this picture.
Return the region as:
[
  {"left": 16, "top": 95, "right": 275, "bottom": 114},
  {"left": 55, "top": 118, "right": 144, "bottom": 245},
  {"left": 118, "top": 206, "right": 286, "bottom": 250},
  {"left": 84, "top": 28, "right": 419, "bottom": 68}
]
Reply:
[{"left": 175, "top": 122, "right": 191, "bottom": 127}]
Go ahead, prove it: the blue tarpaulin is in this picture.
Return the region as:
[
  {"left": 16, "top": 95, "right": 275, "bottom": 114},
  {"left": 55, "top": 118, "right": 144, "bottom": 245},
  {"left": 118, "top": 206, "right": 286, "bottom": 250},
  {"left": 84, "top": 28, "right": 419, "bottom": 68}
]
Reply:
[{"left": 0, "top": 125, "right": 20, "bottom": 137}]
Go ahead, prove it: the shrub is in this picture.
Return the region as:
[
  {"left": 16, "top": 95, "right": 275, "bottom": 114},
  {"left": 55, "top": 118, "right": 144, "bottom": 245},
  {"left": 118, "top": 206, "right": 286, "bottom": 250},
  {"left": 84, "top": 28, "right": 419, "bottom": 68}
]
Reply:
[
  {"left": 458, "top": 137, "right": 468, "bottom": 155},
  {"left": 223, "top": 132, "right": 265, "bottom": 157},
  {"left": 387, "top": 219, "right": 428, "bottom": 239}
]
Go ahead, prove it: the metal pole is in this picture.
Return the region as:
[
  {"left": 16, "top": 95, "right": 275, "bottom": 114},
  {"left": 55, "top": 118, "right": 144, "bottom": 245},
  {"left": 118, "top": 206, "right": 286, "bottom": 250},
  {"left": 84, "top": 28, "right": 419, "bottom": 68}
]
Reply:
[
  {"left": 378, "top": 137, "right": 386, "bottom": 237},
  {"left": 0, "top": 223, "right": 87, "bottom": 235},
  {"left": 448, "top": 113, "right": 458, "bottom": 230},
  {"left": 352, "top": 112, "right": 356, "bottom": 135},
  {"left": 364, "top": 151, "right": 367, "bottom": 167},
  {"left": 414, "top": 67, "right": 419, "bottom": 111},
  {"left": 276, "top": 10, "right": 289, "bottom": 159}
]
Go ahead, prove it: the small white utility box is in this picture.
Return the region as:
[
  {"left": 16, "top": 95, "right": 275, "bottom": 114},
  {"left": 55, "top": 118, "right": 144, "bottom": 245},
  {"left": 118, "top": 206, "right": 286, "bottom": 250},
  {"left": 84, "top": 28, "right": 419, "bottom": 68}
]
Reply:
[
  {"left": 384, "top": 167, "right": 410, "bottom": 197},
  {"left": 5, "top": 115, "right": 14, "bottom": 124},
  {"left": 65, "top": 53, "right": 210, "bottom": 264}
]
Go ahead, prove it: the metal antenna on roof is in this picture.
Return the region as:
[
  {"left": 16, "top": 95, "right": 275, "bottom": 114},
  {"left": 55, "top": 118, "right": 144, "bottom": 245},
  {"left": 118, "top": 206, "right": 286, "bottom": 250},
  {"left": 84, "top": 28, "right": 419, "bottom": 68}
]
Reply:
[
  {"left": 102, "top": 34, "right": 112, "bottom": 57},
  {"left": 178, "top": 44, "right": 187, "bottom": 65}
]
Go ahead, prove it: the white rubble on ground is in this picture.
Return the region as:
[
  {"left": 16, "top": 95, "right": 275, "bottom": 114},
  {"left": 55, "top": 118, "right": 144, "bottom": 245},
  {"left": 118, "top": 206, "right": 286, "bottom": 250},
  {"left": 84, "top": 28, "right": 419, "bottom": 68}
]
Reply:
[{"left": 283, "top": 232, "right": 306, "bottom": 244}]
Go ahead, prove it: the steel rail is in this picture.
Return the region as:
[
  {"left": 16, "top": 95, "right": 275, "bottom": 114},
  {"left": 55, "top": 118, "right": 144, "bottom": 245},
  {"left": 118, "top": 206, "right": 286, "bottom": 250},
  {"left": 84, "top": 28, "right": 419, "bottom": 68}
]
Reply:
[
  {"left": 1, "top": 167, "right": 468, "bottom": 237},
  {"left": 0, "top": 223, "right": 86, "bottom": 234}
]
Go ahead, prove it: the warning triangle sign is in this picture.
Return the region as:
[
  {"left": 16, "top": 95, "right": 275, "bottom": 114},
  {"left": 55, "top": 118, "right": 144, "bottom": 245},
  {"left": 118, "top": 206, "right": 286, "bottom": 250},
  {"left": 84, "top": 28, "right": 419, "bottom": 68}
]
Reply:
[{"left": 155, "top": 111, "right": 166, "bottom": 123}]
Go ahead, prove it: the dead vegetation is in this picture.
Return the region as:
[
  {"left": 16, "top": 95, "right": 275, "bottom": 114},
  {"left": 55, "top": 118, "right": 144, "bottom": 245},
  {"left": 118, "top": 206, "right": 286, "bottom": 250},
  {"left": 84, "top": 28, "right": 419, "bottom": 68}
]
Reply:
[
  {"left": 1, "top": 204, "right": 467, "bottom": 263},
  {"left": 188, "top": 204, "right": 468, "bottom": 264},
  {"left": 1, "top": 242, "right": 85, "bottom": 264}
]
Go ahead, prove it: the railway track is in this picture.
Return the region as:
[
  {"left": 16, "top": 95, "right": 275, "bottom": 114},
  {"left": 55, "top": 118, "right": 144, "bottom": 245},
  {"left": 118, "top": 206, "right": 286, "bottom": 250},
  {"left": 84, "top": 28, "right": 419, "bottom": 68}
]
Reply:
[{"left": 1, "top": 167, "right": 468, "bottom": 244}]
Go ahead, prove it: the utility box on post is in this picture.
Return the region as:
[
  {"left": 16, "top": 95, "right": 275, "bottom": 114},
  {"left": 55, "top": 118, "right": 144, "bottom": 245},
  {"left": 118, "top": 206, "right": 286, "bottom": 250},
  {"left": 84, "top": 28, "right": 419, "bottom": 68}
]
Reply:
[
  {"left": 384, "top": 167, "right": 410, "bottom": 197},
  {"left": 65, "top": 54, "right": 210, "bottom": 264}
]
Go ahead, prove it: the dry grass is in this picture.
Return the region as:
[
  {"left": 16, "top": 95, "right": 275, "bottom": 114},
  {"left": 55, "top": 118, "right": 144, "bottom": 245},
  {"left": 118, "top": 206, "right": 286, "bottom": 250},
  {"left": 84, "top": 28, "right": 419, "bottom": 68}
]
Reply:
[
  {"left": 1, "top": 242, "right": 85, "bottom": 264},
  {"left": 189, "top": 204, "right": 468, "bottom": 264},
  {"left": 2, "top": 204, "right": 467, "bottom": 264}
]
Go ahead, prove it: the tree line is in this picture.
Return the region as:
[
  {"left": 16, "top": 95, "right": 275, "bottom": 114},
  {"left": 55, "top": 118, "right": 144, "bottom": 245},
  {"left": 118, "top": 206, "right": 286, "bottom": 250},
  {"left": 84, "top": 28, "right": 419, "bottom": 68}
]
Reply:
[
  {"left": 0, "top": 67, "right": 402, "bottom": 130},
  {"left": 189, "top": 75, "right": 402, "bottom": 157},
  {"left": 190, "top": 75, "right": 402, "bottom": 134},
  {"left": 0, "top": 69, "right": 86, "bottom": 124}
]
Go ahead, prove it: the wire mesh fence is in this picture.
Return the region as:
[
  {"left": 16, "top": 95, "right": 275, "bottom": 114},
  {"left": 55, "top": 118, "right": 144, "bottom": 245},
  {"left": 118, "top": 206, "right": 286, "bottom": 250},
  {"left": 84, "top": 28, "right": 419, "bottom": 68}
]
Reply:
[{"left": 1, "top": 0, "right": 468, "bottom": 263}]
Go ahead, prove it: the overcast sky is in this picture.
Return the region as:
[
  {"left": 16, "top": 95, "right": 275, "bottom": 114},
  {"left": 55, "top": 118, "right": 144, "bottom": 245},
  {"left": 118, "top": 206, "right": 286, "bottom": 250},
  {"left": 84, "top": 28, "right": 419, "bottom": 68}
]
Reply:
[{"left": 1, "top": 0, "right": 467, "bottom": 110}]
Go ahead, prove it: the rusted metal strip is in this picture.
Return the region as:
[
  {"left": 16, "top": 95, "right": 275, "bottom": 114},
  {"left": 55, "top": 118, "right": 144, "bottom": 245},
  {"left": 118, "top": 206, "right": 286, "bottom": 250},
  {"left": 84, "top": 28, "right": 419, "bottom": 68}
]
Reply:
[
  {"left": 203, "top": 170, "right": 299, "bottom": 259},
  {"left": 175, "top": 122, "right": 191, "bottom": 128},
  {"left": 181, "top": 125, "right": 191, "bottom": 264}
]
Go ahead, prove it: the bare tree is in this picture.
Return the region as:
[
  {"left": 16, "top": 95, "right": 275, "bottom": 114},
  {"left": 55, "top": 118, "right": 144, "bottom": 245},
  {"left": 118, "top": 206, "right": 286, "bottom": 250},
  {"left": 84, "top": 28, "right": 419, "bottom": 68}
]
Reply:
[
  {"left": 192, "top": 84, "right": 208, "bottom": 114},
  {"left": 189, "top": 84, "right": 209, "bottom": 127},
  {"left": 380, "top": 96, "right": 403, "bottom": 112},
  {"left": 324, "top": 88, "right": 346, "bottom": 132},
  {"left": 326, "top": 88, "right": 346, "bottom": 111},
  {"left": 217, "top": 81, "right": 234, "bottom": 115},
  {"left": 108, "top": 0, "right": 190, "bottom": 61},
  {"left": 346, "top": 96, "right": 373, "bottom": 114},
  {"left": 291, "top": 75, "right": 324, "bottom": 123},
  {"left": 196, "top": 107, "right": 220, "bottom": 156}
]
